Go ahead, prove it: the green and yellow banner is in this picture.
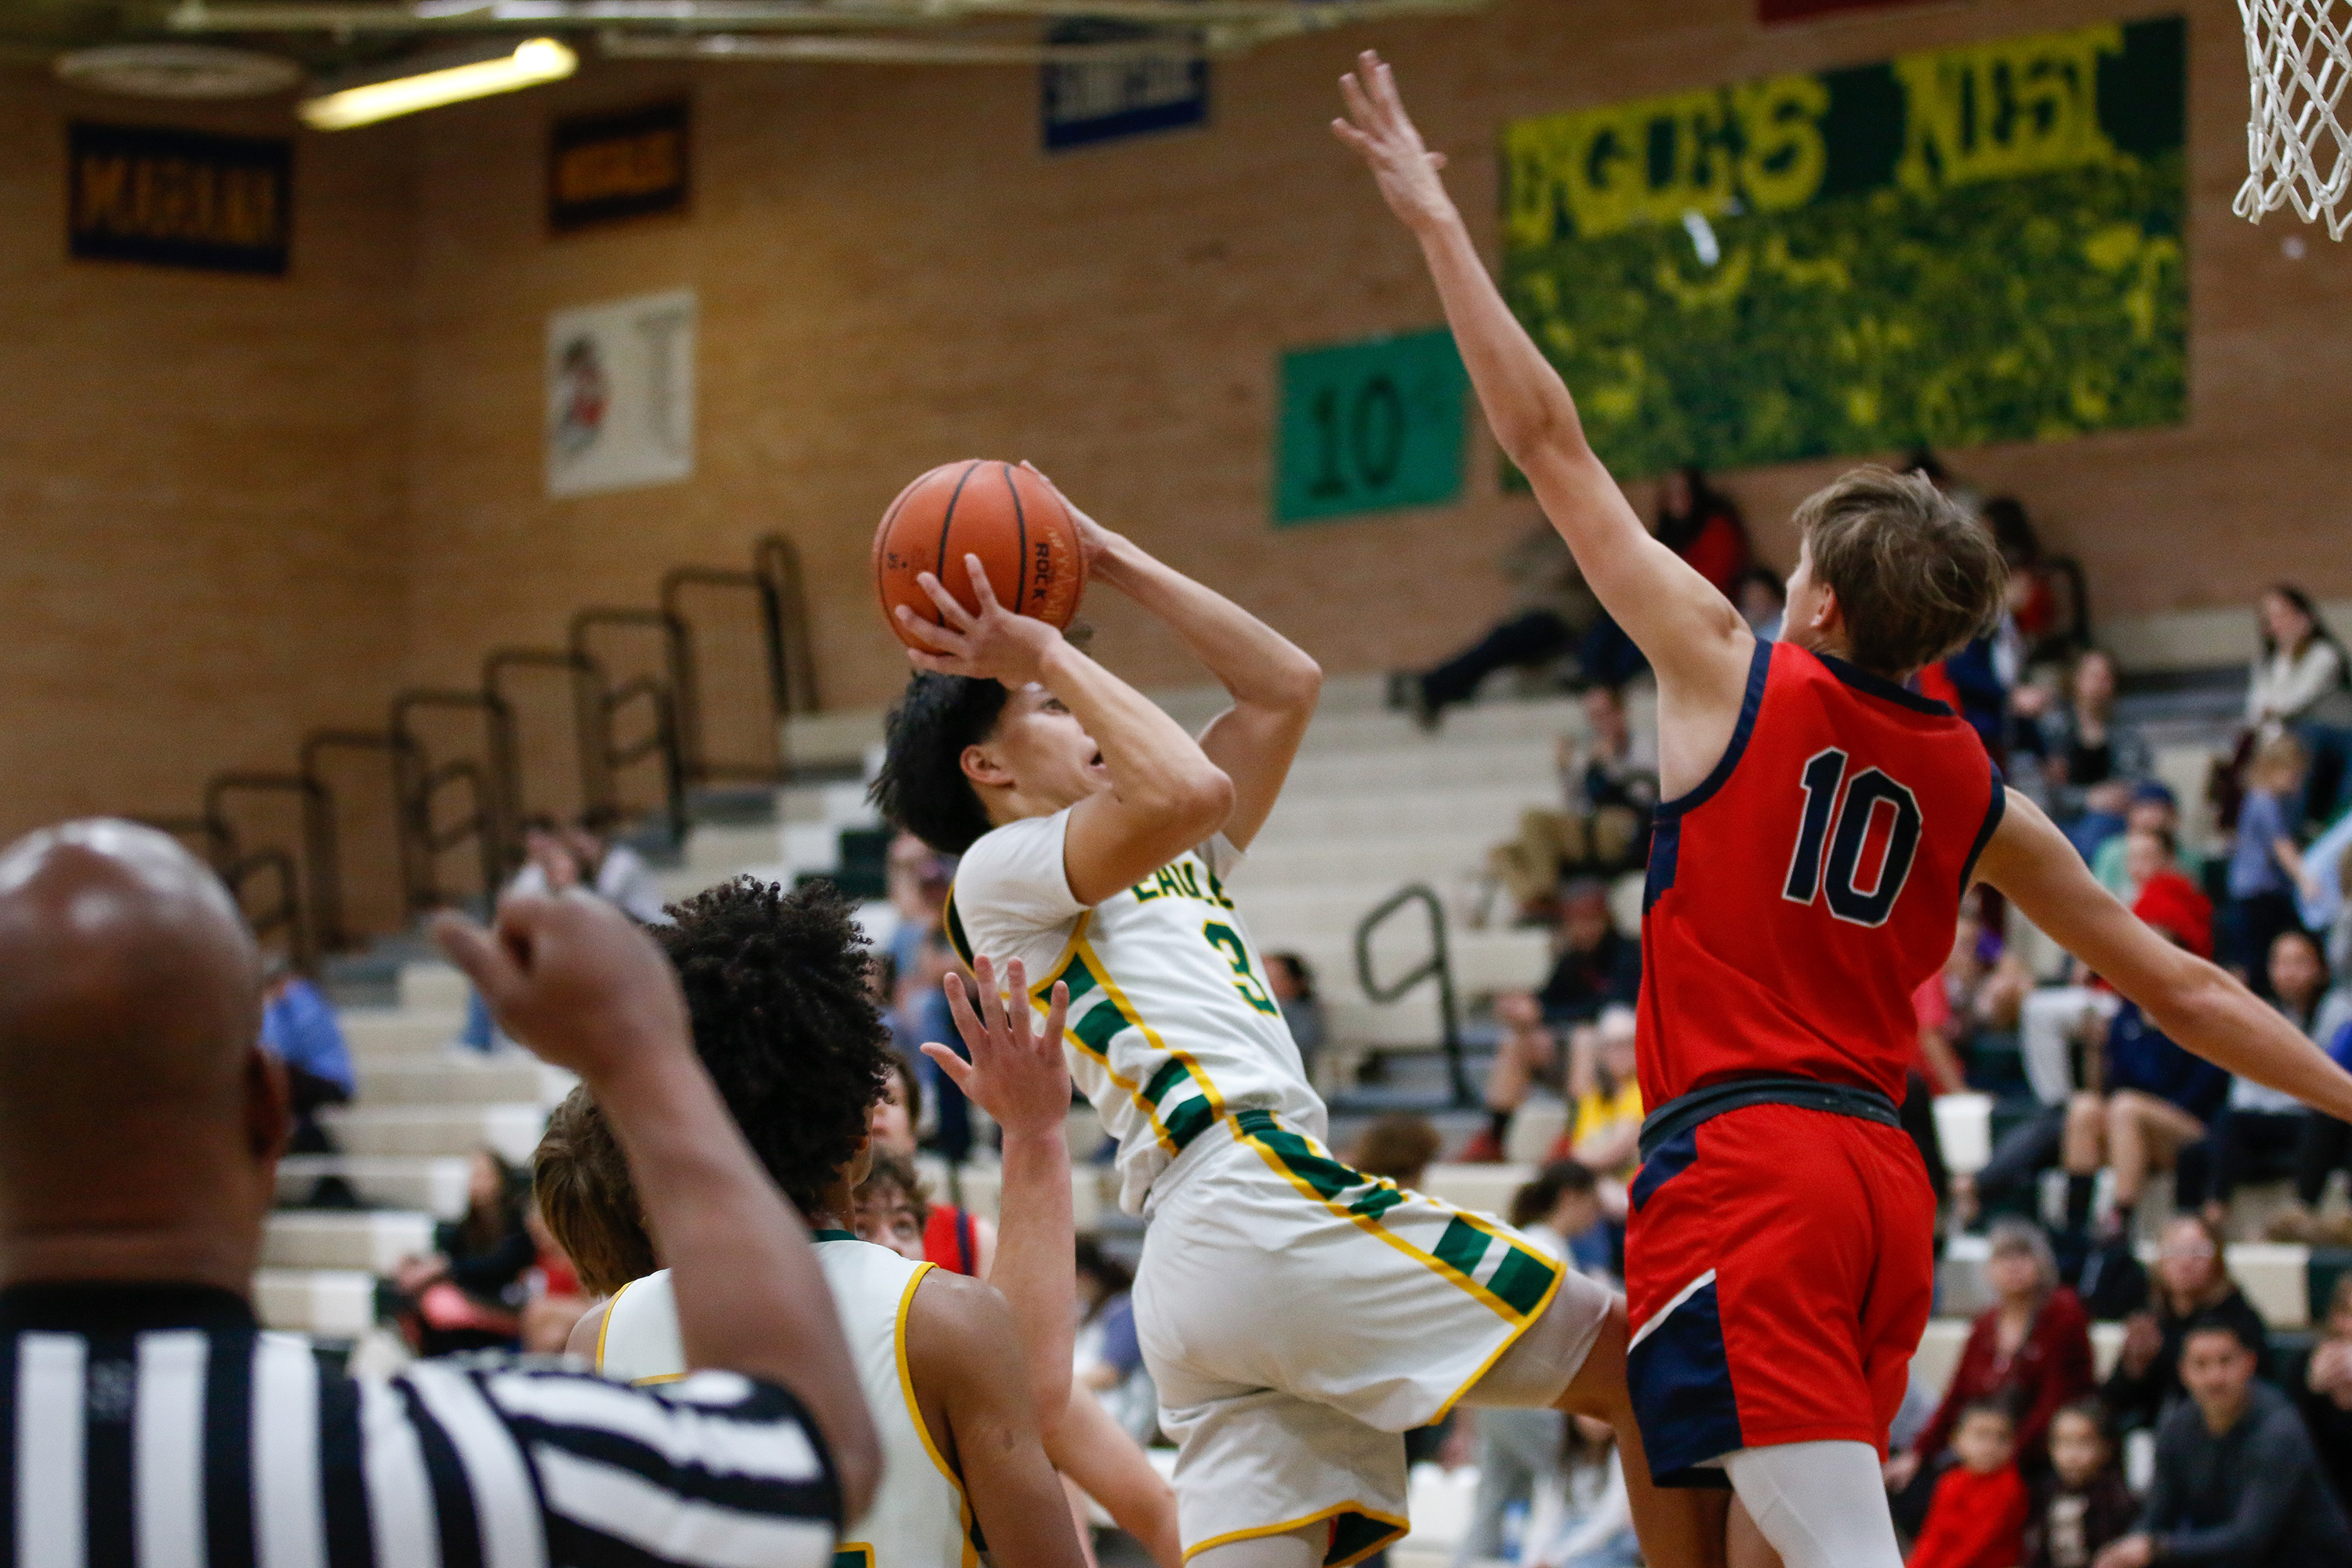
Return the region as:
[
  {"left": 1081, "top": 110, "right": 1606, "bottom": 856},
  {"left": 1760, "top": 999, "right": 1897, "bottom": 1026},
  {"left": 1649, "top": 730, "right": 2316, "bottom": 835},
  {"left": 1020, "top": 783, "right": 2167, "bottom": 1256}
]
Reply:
[{"left": 1500, "top": 16, "right": 2185, "bottom": 477}]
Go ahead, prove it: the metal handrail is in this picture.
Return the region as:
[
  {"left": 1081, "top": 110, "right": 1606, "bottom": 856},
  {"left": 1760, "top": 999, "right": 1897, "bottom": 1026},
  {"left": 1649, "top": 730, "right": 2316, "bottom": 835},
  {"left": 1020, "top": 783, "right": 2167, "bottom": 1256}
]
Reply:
[
  {"left": 570, "top": 607, "right": 690, "bottom": 841},
  {"left": 756, "top": 532, "right": 819, "bottom": 717},
  {"left": 221, "top": 847, "right": 306, "bottom": 967},
  {"left": 1352, "top": 883, "right": 1472, "bottom": 1107},
  {"left": 659, "top": 564, "right": 786, "bottom": 785},
  {"left": 484, "top": 646, "right": 609, "bottom": 828},
  {"left": 392, "top": 687, "right": 518, "bottom": 897},
  {"left": 299, "top": 728, "right": 428, "bottom": 932},
  {"left": 203, "top": 771, "right": 335, "bottom": 961}
]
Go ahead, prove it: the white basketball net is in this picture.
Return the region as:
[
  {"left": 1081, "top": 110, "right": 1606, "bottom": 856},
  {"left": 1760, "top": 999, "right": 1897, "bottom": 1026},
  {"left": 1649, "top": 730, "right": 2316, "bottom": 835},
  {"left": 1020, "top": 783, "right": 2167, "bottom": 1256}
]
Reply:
[{"left": 2238, "top": 0, "right": 2352, "bottom": 238}]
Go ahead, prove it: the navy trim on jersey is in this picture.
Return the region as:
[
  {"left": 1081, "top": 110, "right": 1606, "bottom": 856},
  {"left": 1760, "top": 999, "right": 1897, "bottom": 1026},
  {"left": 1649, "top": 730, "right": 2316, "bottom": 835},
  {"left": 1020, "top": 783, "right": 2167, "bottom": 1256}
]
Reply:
[
  {"left": 1630, "top": 1127, "right": 1699, "bottom": 1212},
  {"left": 1959, "top": 758, "right": 2009, "bottom": 891},
  {"left": 1813, "top": 652, "right": 1955, "bottom": 717},
  {"left": 1642, "top": 818, "right": 1681, "bottom": 915},
  {"left": 1628, "top": 1279, "right": 1741, "bottom": 1489},
  {"left": 1653, "top": 639, "right": 1773, "bottom": 822}
]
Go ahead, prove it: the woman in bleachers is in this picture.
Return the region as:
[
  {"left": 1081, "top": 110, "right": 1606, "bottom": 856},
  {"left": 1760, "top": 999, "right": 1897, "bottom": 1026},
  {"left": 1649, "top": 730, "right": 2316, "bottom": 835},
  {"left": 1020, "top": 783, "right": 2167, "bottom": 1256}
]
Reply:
[
  {"left": 393, "top": 1146, "right": 538, "bottom": 1356},
  {"left": 2248, "top": 584, "right": 2352, "bottom": 829},
  {"left": 2011, "top": 649, "right": 2154, "bottom": 827},
  {"left": 1882, "top": 1221, "right": 2092, "bottom": 1525},
  {"left": 2208, "top": 930, "right": 2337, "bottom": 1231},
  {"left": 2100, "top": 1214, "right": 2273, "bottom": 1435},
  {"left": 2299, "top": 1272, "right": 2352, "bottom": 1508}
]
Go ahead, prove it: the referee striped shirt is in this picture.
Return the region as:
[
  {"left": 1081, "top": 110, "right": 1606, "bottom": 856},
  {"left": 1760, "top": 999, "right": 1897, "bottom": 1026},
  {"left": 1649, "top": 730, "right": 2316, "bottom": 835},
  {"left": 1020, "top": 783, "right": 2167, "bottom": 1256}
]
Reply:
[{"left": 0, "top": 1283, "right": 842, "bottom": 1568}]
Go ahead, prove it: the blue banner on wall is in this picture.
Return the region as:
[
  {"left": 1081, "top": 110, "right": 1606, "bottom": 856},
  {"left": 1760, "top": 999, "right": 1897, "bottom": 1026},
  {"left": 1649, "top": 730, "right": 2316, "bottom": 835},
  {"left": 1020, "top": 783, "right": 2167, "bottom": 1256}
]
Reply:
[{"left": 1042, "top": 24, "right": 1208, "bottom": 151}]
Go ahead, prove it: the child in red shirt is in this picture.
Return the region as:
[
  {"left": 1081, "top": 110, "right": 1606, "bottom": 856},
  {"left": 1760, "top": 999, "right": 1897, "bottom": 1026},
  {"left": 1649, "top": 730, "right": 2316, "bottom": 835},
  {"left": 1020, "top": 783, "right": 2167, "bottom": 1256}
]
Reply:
[{"left": 1911, "top": 1403, "right": 2031, "bottom": 1568}]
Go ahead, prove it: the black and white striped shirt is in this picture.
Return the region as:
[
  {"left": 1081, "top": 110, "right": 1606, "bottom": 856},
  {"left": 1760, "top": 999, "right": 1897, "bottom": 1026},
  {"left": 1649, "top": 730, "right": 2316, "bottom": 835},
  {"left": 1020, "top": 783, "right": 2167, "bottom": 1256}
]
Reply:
[{"left": 0, "top": 1283, "right": 840, "bottom": 1567}]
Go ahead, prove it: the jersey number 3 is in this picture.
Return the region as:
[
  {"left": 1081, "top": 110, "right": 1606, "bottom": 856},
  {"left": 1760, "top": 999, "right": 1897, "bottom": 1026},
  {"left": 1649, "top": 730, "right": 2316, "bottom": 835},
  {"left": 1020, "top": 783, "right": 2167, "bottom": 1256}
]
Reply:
[
  {"left": 1203, "top": 921, "right": 1279, "bottom": 1015},
  {"left": 1782, "top": 747, "right": 1922, "bottom": 927}
]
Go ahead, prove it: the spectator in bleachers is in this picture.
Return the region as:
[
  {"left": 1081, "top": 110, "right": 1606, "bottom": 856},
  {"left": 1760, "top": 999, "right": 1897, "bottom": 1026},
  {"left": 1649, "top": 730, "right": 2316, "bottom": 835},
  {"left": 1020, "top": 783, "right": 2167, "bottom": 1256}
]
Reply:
[
  {"left": 884, "top": 834, "right": 978, "bottom": 1163},
  {"left": 1265, "top": 951, "right": 1325, "bottom": 1083},
  {"left": 1394, "top": 521, "right": 1601, "bottom": 728},
  {"left": 1555, "top": 1005, "right": 1642, "bottom": 1179},
  {"left": 2298, "top": 1272, "right": 2352, "bottom": 1508},
  {"left": 1886, "top": 1221, "right": 2092, "bottom": 1512},
  {"left": 1733, "top": 566, "right": 1785, "bottom": 641},
  {"left": 1906, "top": 1403, "right": 2031, "bottom": 1568},
  {"left": 2026, "top": 1401, "right": 2137, "bottom": 1568},
  {"left": 2205, "top": 931, "right": 2335, "bottom": 1230},
  {"left": 1461, "top": 881, "right": 1642, "bottom": 1162},
  {"left": 2013, "top": 651, "right": 2155, "bottom": 827},
  {"left": 1570, "top": 468, "right": 1751, "bottom": 697},
  {"left": 1351, "top": 1112, "right": 1442, "bottom": 1192},
  {"left": 394, "top": 1147, "right": 537, "bottom": 1356},
  {"left": 1489, "top": 688, "right": 1657, "bottom": 925},
  {"left": 2249, "top": 584, "right": 2352, "bottom": 831},
  {"left": 851, "top": 1147, "right": 929, "bottom": 1260},
  {"left": 518, "top": 1202, "right": 591, "bottom": 1353},
  {"left": 561, "top": 807, "right": 668, "bottom": 924},
  {"left": 2096, "top": 1315, "right": 2352, "bottom": 1568},
  {"left": 870, "top": 1054, "right": 997, "bottom": 1275},
  {"left": 1519, "top": 1416, "right": 1639, "bottom": 1568},
  {"left": 2272, "top": 999, "right": 2352, "bottom": 1240},
  {"left": 1984, "top": 497, "right": 2082, "bottom": 665},
  {"left": 259, "top": 956, "right": 352, "bottom": 1156},
  {"left": 2062, "top": 991, "right": 2229, "bottom": 1242},
  {"left": 1074, "top": 1238, "right": 1142, "bottom": 1398},
  {"left": 2224, "top": 734, "right": 2318, "bottom": 991},
  {"left": 1512, "top": 1158, "right": 1612, "bottom": 1283},
  {"left": 2102, "top": 1217, "right": 2272, "bottom": 1436},
  {"left": 2090, "top": 786, "right": 2193, "bottom": 899}
]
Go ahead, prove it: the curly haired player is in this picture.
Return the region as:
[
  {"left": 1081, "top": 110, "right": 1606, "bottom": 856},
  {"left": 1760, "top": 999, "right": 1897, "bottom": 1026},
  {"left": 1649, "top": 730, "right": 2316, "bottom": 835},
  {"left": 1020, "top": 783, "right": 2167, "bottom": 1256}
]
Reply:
[
  {"left": 875, "top": 492, "right": 1675, "bottom": 1564},
  {"left": 1332, "top": 50, "right": 2352, "bottom": 1568},
  {"left": 564, "top": 878, "right": 1085, "bottom": 1568}
]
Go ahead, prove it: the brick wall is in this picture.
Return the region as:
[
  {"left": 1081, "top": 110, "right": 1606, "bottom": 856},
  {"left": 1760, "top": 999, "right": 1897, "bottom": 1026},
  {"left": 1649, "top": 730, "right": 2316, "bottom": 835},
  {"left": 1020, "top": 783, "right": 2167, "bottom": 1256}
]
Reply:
[
  {"left": 397, "top": 0, "right": 2352, "bottom": 722},
  {"left": 3, "top": 0, "right": 2348, "bottom": 857},
  {"left": 0, "top": 76, "right": 415, "bottom": 850}
]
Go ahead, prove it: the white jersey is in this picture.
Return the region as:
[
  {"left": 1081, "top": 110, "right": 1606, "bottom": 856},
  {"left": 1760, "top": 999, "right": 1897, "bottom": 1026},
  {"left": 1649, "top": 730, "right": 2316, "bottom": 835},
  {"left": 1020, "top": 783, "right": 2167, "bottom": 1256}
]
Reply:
[
  {"left": 947, "top": 808, "right": 1327, "bottom": 1214},
  {"left": 596, "top": 1237, "right": 976, "bottom": 1568}
]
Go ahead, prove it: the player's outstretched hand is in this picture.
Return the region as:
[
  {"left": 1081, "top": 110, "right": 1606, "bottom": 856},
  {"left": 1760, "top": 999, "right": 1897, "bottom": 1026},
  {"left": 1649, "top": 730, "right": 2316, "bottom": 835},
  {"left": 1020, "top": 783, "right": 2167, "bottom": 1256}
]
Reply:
[
  {"left": 897, "top": 553, "right": 1065, "bottom": 689},
  {"left": 1330, "top": 50, "right": 1455, "bottom": 235},
  {"left": 928, "top": 955, "right": 1073, "bottom": 1142},
  {"left": 430, "top": 891, "right": 692, "bottom": 1083}
]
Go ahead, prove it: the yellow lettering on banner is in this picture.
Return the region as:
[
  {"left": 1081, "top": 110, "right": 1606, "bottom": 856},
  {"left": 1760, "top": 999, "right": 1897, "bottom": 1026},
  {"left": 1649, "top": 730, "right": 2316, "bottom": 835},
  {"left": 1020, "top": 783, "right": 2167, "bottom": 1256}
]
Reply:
[
  {"left": 1893, "top": 24, "right": 2124, "bottom": 192},
  {"left": 557, "top": 129, "right": 683, "bottom": 205},
  {"left": 77, "top": 154, "right": 132, "bottom": 231},
  {"left": 1503, "top": 76, "right": 1828, "bottom": 244}
]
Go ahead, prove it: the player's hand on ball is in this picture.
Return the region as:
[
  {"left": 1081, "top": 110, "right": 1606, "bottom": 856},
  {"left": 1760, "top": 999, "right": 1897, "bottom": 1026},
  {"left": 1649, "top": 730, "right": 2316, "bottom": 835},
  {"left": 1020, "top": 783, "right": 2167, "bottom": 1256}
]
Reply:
[
  {"left": 1330, "top": 50, "right": 1455, "bottom": 234},
  {"left": 897, "top": 554, "right": 1065, "bottom": 688},
  {"left": 430, "top": 891, "right": 692, "bottom": 1082},
  {"left": 928, "top": 955, "right": 1072, "bottom": 1142},
  {"left": 1018, "top": 461, "right": 1120, "bottom": 571}
]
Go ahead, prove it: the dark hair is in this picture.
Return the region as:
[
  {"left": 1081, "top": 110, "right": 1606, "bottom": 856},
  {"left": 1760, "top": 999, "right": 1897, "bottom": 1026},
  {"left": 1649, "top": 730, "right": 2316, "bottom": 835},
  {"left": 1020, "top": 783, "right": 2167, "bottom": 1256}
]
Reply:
[
  {"left": 458, "top": 1149, "right": 525, "bottom": 1255},
  {"left": 1075, "top": 1236, "right": 1134, "bottom": 1297},
  {"left": 2180, "top": 1311, "right": 2263, "bottom": 1359},
  {"left": 656, "top": 877, "right": 895, "bottom": 1214},
  {"left": 2259, "top": 585, "right": 2350, "bottom": 685},
  {"left": 1958, "top": 1399, "right": 2016, "bottom": 1430},
  {"left": 534, "top": 1087, "right": 659, "bottom": 1298},
  {"left": 855, "top": 1148, "right": 931, "bottom": 1214},
  {"left": 871, "top": 673, "right": 1011, "bottom": 853},
  {"left": 1352, "top": 1113, "right": 1442, "bottom": 1187},
  {"left": 1980, "top": 496, "right": 2042, "bottom": 567},
  {"left": 884, "top": 1051, "right": 924, "bottom": 1128},
  {"left": 2132, "top": 823, "right": 2180, "bottom": 858},
  {"left": 1510, "top": 1159, "right": 1597, "bottom": 1229},
  {"left": 2052, "top": 1398, "right": 2112, "bottom": 1445},
  {"left": 1266, "top": 952, "right": 1316, "bottom": 1002},
  {"left": 1794, "top": 466, "right": 2009, "bottom": 678}
]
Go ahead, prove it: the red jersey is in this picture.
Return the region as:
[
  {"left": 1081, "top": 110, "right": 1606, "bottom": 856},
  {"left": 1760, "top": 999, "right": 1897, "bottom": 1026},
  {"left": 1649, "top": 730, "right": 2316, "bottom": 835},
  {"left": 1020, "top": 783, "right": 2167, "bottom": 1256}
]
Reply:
[{"left": 1638, "top": 640, "right": 2004, "bottom": 1108}]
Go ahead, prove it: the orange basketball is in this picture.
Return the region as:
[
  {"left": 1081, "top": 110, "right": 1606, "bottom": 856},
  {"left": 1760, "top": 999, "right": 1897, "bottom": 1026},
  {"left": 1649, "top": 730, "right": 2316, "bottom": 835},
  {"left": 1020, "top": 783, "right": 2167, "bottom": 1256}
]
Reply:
[{"left": 873, "top": 459, "right": 1087, "bottom": 651}]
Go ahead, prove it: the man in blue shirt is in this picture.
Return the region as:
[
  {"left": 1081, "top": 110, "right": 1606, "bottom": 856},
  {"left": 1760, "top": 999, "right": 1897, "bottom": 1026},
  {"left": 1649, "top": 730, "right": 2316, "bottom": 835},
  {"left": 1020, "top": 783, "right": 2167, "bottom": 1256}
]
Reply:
[{"left": 259, "top": 960, "right": 352, "bottom": 1154}]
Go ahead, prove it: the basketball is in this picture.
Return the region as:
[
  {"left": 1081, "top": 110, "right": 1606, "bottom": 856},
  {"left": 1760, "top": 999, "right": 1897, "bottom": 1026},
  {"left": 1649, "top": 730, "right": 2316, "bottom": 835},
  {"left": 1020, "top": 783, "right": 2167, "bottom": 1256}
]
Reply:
[{"left": 873, "top": 459, "right": 1087, "bottom": 651}]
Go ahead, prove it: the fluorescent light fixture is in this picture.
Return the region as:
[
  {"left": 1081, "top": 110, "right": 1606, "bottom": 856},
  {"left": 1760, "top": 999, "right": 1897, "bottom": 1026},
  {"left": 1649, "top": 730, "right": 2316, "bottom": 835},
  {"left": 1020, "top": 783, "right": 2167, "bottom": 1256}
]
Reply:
[{"left": 299, "top": 36, "right": 575, "bottom": 130}]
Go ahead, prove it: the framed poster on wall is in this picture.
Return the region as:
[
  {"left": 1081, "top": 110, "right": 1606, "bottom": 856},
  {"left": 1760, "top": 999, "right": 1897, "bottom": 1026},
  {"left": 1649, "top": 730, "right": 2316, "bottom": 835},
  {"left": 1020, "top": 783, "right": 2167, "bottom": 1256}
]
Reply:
[{"left": 546, "top": 289, "right": 696, "bottom": 498}]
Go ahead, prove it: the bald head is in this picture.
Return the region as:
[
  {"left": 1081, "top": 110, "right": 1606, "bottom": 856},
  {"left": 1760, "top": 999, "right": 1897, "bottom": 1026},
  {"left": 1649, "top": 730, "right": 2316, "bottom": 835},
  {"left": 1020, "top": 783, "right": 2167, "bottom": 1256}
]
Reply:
[{"left": 0, "top": 819, "right": 261, "bottom": 1122}]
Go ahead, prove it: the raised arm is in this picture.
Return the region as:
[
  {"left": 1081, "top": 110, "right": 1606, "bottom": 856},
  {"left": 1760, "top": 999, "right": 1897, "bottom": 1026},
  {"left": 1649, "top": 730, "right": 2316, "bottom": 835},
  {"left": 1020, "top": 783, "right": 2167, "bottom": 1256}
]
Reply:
[
  {"left": 1331, "top": 53, "right": 1752, "bottom": 786},
  {"left": 909, "top": 1275, "right": 1091, "bottom": 1568},
  {"left": 434, "top": 893, "right": 881, "bottom": 1515},
  {"left": 1044, "top": 474, "right": 1322, "bottom": 851},
  {"left": 901, "top": 560, "right": 1235, "bottom": 905},
  {"left": 1976, "top": 791, "right": 2352, "bottom": 1121},
  {"left": 926, "top": 957, "right": 1077, "bottom": 1441}
]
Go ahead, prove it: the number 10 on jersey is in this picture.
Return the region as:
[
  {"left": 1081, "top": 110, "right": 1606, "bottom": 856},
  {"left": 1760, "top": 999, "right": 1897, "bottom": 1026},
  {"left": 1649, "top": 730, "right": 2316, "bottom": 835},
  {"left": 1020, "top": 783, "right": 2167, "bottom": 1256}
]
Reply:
[{"left": 1782, "top": 748, "right": 1922, "bottom": 928}]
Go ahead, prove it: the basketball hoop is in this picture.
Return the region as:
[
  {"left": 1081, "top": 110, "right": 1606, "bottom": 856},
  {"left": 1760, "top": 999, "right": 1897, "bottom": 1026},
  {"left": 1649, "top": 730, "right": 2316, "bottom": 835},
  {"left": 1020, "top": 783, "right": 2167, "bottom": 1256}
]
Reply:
[{"left": 2236, "top": 0, "right": 2352, "bottom": 238}]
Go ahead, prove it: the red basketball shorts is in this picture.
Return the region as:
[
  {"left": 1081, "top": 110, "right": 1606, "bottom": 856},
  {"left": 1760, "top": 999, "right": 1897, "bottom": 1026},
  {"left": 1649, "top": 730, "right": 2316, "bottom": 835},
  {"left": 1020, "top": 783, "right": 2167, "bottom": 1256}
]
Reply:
[{"left": 1622, "top": 1101, "right": 1936, "bottom": 1486}]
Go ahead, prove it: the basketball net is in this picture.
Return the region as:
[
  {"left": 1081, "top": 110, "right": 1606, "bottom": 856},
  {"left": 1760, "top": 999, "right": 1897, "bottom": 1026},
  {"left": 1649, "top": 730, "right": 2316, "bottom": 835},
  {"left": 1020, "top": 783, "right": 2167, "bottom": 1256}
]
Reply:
[{"left": 2238, "top": 0, "right": 2352, "bottom": 238}]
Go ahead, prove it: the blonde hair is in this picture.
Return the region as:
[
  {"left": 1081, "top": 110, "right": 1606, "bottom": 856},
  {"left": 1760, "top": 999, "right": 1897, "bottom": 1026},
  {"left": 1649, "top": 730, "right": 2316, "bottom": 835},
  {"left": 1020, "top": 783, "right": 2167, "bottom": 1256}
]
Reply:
[{"left": 2252, "top": 731, "right": 2308, "bottom": 792}]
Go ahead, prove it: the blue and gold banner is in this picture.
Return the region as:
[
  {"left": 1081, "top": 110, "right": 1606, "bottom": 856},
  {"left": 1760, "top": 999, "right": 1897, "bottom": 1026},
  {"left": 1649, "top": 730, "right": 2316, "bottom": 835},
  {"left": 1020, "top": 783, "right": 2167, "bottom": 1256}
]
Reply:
[
  {"left": 68, "top": 122, "right": 290, "bottom": 276},
  {"left": 1501, "top": 17, "right": 2186, "bottom": 477}
]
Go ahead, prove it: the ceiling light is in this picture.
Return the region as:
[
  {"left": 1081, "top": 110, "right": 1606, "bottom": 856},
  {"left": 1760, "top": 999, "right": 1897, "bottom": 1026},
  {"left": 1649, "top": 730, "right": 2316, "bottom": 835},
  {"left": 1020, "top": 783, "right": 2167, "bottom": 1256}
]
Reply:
[
  {"left": 56, "top": 44, "right": 304, "bottom": 100},
  {"left": 299, "top": 36, "right": 576, "bottom": 131}
]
